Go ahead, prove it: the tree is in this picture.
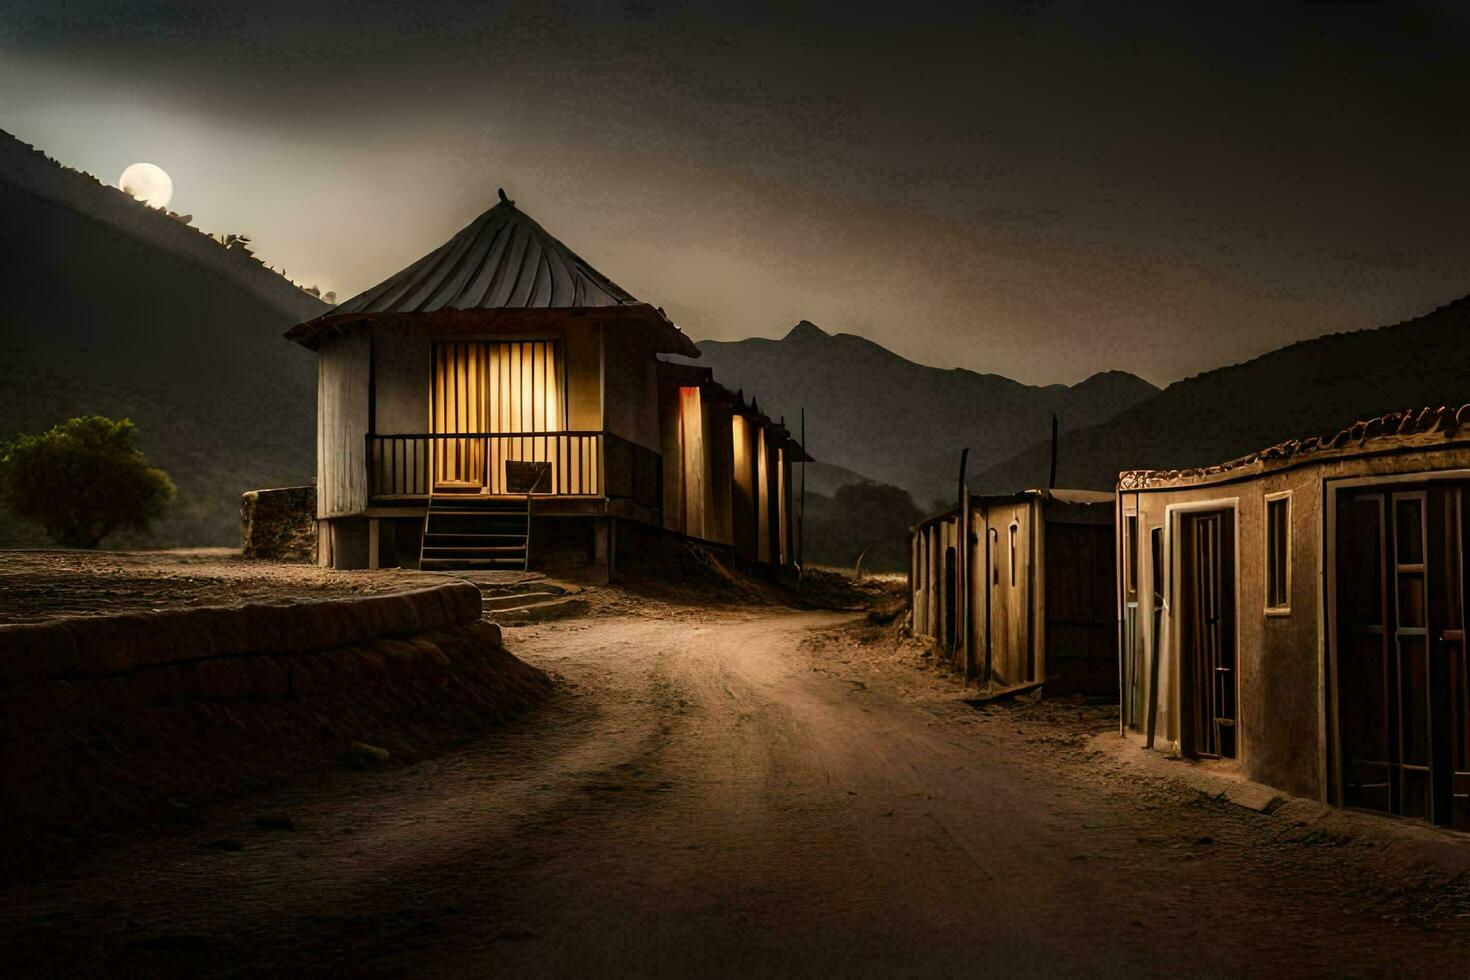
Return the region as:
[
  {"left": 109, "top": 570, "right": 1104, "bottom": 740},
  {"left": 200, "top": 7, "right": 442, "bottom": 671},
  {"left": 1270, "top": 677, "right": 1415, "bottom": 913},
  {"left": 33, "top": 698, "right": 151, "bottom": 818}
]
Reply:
[
  {"left": 802, "top": 480, "right": 924, "bottom": 572},
  {"left": 0, "top": 416, "right": 174, "bottom": 548}
]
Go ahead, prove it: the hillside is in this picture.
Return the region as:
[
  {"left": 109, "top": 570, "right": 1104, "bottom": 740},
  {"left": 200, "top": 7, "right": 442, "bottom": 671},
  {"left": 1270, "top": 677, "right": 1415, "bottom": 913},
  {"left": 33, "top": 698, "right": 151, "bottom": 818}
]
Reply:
[
  {"left": 970, "top": 295, "right": 1470, "bottom": 492},
  {"left": 0, "top": 132, "right": 328, "bottom": 546},
  {"left": 682, "top": 321, "right": 1158, "bottom": 507}
]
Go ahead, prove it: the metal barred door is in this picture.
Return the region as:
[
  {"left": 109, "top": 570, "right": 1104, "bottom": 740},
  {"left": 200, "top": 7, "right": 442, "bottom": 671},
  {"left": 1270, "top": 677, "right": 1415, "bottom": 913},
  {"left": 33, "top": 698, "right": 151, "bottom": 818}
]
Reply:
[
  {"left": 1336, "top": 493, "right": 1392, "bottom": 813},
  {"left": 1183, "top": 511, "right": 1237, "bottom": 759},
  {"left": 1428, "top": 486, "right": 1469, "bottom": 829},
  {"left": 1336, "top": 483, "right": 1469, "bottom": 828},
  {"left": 1445, "top": 487, "right": 1470, "bottom": 830},
  {"left": 1391, "top": 491, "right": 1433, "bottom": 820}
]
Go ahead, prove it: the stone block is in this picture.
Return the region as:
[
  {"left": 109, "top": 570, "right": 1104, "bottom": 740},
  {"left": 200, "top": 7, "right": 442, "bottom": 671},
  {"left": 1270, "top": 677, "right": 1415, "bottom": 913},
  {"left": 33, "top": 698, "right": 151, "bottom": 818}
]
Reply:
[
  {"left": 168, "top": 608, "right": 222, "bottom": 662},
  {"left": 60, "top": 616, "right": 141, "bottom": 676},
  {"left": 471, "top": 619, "right": 503, "bottom": 649},
  {"left": 249, "top": 657, "right": 292, "bottom": 699},
  {"left": 312, "top": 600, "right": 358, "bottom": 649},
  {"left": 274, "top": 603, "right": 324, "bottom": 655},
  {"left": 370, "top": 594, "right": 422, "bottom": 637},
  {"left": 196, "top": 658, "right": 255, "bottom": 700},
  {"left": 240, "top": 486, "right": 317, "bottom": 562},
  {"left": 193, "top": 606, "right": 253, "bottom": 660},
  {"left": 405, "top": 586, "right": 448, "bottom": 631},
  {"left": 0, "top": 623, "right": 76, "bottom": 685},
  {"left": 436, "top": 582, "right": 484, "bottom": 626}
]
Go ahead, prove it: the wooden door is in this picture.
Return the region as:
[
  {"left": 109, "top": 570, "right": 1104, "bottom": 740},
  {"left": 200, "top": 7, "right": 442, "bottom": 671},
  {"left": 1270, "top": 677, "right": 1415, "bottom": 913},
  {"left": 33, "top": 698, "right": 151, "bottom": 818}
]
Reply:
[
  {"left": 943, "top": 545, "right": 957, "bottom": 654},
  {"left": 1441, "top": 487, "right": 1470, "bottom": 829},
  {"left": 1180, "top": 510, "right": 1236, "bottom": 759},
  {"left": 430, "top": 341, "right": 563, "bottom": 493},
  {"left": 1145, "top": 526, "right": 1165, "bottom": 748},
  {"left": 1122, "top": 515, "right": 1143, "bottom": 730},
  {"left": 1335, "top": 483, "right": 1469, "bottom": 827},
  {"left": 1043, "top": 521, "right": 1117, "bottom": 695},
  {"left": 1335, "top": 493, "right": 1392, "bottom": 813},
  {"left": 1391, "top": 491, "right": 1433, "bottom": 819}
]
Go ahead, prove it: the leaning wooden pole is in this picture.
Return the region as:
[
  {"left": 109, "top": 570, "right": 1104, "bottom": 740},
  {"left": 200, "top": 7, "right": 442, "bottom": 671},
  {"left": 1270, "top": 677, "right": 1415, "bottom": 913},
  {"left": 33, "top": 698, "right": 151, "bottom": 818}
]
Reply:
[
  {"left": 799, "top": 406, "right": 806, "bottom": 568},
  {"left": 1115, "top": 487, "right": 1126, "bottom": 736},
  {"left": 957, "top": 448, "right": 969, "bottom": 670},
  {"left": 1144, "top": 505, "right": 1162, "bottom": 750},
  {"left": 984, "top": 526, "right": 997, "bottom": 685},
  {"left": 1048, "top": 412, "right": 1059, "bottom": 490}
]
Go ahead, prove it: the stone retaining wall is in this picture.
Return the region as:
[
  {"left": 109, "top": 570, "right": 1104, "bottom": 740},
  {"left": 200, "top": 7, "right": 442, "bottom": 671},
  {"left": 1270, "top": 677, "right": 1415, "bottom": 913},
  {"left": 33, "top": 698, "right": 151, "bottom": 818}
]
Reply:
[
  {"left": 0, "top": 581, "right": 485, "bottom": 686},
  {"left": 0, "top": 582, "right": 552, "bottom": 868}
]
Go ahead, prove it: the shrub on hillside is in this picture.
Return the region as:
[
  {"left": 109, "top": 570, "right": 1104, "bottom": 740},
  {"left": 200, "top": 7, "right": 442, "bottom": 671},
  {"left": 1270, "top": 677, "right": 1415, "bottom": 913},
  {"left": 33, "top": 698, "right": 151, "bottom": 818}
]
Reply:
[
  {"left": 0, "top": 415, "right": 174, "bottom": 548},
  {"left": 801, "top": 480, "right": 924, "bottom": 573}
]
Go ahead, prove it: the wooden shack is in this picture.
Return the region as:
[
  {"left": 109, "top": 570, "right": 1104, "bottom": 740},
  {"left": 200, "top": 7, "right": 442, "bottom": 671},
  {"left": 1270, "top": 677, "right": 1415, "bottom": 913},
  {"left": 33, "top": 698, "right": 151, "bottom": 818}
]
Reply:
[
  {"left": 1117, "top": 404, "right": 1470, "bottom": 830},
  {"left": 285, "top": 192, "right": 806, "bottom": 575},
  {"left": 910, "top": 489, "right": 1117, "bottom": 696}
]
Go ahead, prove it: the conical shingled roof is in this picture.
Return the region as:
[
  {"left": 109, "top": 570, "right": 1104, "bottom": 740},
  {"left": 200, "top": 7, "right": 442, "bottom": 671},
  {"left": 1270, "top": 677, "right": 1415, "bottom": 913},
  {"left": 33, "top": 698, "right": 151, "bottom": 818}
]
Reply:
[
  {"left": 286, "top": 193, "right": 698, "bottom": 356},
  {"left": 333, "top": 195, "right": 638, "bottom": 314}
]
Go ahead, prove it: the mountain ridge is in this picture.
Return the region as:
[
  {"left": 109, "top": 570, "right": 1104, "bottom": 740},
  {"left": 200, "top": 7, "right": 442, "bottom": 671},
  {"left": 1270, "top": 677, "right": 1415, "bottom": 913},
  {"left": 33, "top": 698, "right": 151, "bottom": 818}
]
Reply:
[
  {"left": 969, "top": 293, "right": 1470, "bottom": 493},
  {"left": 0, "top": 130, "right": 326, "bottom": 312},
  {"left": 0, "top": 132, "right": 328, "bottom": 546},
  {"left": 681, "top": 321, "right": 1159, "bottom": 507}
]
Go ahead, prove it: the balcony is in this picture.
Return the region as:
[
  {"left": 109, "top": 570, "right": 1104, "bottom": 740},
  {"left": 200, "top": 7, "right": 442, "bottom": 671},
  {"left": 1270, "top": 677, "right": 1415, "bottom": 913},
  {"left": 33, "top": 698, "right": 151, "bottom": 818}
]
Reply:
[{"left": 366, "top": 431, "right": 661, "bottom": 510}]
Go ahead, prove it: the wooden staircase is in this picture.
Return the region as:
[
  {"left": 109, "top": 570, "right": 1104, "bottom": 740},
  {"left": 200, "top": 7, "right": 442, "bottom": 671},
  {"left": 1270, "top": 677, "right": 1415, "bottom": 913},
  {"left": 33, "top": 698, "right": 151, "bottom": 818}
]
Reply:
[{"left": 419, "top": 492, "right": 531, "bottom": 571}]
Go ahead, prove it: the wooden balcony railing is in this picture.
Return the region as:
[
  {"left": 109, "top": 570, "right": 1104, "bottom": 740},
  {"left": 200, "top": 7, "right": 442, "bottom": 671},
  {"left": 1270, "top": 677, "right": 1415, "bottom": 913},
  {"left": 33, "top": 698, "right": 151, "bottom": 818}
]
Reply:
[{"left": 367, "top": 431, "right": 661, "bottom": 511}]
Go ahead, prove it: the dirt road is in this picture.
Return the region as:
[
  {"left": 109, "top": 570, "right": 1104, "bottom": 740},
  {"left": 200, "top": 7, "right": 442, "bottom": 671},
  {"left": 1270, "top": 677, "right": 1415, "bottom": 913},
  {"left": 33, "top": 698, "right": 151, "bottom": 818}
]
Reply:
[{"left": 4, "top": 609, "right": 1468, "bottom": 976}]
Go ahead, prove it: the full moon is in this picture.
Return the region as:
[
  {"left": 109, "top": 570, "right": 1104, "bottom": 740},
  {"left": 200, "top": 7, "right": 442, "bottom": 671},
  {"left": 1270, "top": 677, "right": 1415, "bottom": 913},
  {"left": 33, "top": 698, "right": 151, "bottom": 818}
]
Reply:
[{"left": 119, "top": 162, "right": 174, "bottom": 209}]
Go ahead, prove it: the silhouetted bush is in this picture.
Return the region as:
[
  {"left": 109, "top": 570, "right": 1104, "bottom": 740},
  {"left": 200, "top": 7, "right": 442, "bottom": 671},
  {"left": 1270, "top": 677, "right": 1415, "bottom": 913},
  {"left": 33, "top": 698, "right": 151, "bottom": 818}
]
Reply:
[
  {"left": 0, "top": 416, "right": 174, "bottom": 548},
  {"left": 801, "top": 480, "right": 924, "bottom": 572}
]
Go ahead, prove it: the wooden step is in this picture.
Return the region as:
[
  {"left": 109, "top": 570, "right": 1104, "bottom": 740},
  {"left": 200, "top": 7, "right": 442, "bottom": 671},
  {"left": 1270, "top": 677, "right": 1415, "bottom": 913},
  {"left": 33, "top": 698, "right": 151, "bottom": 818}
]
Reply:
[
  {"left": 423, "top": 490, "right": 532, "bottom": 572},
  {"left": 422, "top": 546, "right": 526, "bottom": 558},
  {"left": 426, "top": 514, "right": 527, "bottom": 526},
  {"left": 424, "top": 517, "right": 528, "bottom": 536},
  {"left": 481, "top": 591, "right": 564, "bottom": 611},
  {"left": 420, "top": 557, "right": 527, "bottom": 570},
  {"left": 427, "top": 503, "right": 529, "bottom": 515}
]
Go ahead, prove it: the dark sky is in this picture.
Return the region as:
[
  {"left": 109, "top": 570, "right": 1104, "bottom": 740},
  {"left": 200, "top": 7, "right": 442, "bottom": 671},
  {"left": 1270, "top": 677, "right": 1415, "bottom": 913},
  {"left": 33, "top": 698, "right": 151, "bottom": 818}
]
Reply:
[{"left": 4, "top": 1, "right": 1470, "bottom": 386}]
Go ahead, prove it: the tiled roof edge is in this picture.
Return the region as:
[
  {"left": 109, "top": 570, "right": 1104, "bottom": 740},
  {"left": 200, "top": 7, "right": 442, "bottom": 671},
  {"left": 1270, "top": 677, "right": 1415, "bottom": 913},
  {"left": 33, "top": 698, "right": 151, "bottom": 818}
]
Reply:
[{"left": 1117, "top": 403, "right": 1470, "bottom": 491}]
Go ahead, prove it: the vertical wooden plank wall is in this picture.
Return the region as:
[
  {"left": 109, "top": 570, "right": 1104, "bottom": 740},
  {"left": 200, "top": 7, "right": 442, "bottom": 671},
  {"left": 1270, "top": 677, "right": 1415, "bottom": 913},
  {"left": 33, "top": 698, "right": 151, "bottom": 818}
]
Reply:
[
  {"left": 659, "top": 381, "right": 683, "bottom": 533},
  {"left": 757, "top": 428, "right": 771, "bottom": 564},
  {"left": 317, "top": 331, "right": 371, "bottom": 518},
  {"left": 679, "top": 386, "right": 706, "bottom": 540},
  {"left": 705, "top": 398, "right": 735, "bottom": 547},
  {"left": 777, "top": 448, "right": 789, "bottom": 565},
  {"left": 730, "top": 415, "right": 756, "bottom": 559}
]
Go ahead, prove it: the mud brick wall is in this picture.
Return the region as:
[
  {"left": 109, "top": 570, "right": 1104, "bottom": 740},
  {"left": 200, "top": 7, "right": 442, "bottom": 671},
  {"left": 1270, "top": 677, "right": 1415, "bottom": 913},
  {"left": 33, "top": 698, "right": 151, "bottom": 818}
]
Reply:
[
  {"left": 240, "top": 485, "right": 318, "bottom": 561},
  {"left": 0, "top": 582, "right": 552, "bottom": 866}
]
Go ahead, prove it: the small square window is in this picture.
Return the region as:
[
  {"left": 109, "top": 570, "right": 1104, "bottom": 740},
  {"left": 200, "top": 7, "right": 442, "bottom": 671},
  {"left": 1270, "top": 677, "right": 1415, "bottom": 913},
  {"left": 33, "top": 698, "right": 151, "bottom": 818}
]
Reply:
[
  {"left": 1124, "top": 515, "right": 1139, "bottom": 599},
  {"left": 1266, "top": 494, "right": 1290, "bottom": 611},
  {"left": 1009, "top": 522, "right": 1019, "bottom": 587},
  {"left": 1150, "top": 527, "right": 1164, "bottom": 606}
]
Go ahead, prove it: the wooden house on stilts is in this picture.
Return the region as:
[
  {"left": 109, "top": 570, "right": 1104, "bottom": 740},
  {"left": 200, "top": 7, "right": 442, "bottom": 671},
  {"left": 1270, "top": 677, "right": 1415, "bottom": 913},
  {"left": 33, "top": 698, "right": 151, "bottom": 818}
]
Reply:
[{"left": 286, "top": 191, "right": 808, "bottom": 575}]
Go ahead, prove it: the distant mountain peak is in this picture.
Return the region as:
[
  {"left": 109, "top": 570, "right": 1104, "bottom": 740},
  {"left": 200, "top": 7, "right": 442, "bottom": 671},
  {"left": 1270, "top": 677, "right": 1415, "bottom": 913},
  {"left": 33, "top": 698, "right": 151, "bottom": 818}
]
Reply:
[
  {"left": 691, "top": 325, "right": 1156, "bottom": 505},
  {"left": 784, "top": 319, "right": 829, "bottom": 342}
]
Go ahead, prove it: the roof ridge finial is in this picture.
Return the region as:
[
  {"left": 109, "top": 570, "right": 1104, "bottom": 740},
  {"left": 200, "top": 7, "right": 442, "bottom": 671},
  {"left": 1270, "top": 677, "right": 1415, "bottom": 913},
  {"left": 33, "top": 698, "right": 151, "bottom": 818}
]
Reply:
[{"left": 498, "top": 187, "right": 515, "bottom": 207}]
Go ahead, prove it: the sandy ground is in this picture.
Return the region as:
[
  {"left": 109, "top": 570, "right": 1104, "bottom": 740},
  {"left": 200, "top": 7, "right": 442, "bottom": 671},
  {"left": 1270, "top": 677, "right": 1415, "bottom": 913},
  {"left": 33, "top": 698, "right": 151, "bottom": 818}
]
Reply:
[
  {"left": 0, "top": 548, "right": 868, "bottom": 625},
  {"left": 0, "top": 549, "right": 451, "bottom": 623},
  {"left": 3, "top": 606, "right": 1470, "bottom": 976}
]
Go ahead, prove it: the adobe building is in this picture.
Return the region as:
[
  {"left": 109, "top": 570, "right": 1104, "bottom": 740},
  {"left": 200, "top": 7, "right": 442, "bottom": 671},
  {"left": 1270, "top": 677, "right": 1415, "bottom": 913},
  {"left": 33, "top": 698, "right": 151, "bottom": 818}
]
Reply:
[
  {"left": 1118, "top": 404, "right": 1470, "bottom": 831},
  {"left": 910, "top": 489, "right": 1118, "bottom": 696},
  {"left": 285, "top": 191, "right": 806, "bottom": 575}
]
